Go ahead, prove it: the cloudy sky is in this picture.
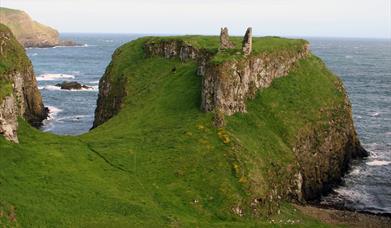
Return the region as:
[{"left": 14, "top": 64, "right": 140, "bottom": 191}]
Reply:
[{"left": 2, "top": 0, "right": 390, "bottom": 38}]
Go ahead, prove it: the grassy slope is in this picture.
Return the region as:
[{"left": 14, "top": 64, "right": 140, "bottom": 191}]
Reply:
[{"left": 0, "top": 36, "right": 344, "bottom": 227}]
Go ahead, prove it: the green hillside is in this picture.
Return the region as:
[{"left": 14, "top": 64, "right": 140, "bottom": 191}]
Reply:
[{"left": 0, "top": 35, "right": 346, "bottom": 227}]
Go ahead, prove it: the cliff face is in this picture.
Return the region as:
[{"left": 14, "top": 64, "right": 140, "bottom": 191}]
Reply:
[
  {"left": 0, "top": 24, "right": 48, "bottom": 142},
  {"left": 202, "top": 46, "right": 309, "bottom": 115},
  {"left": 0, "top": 7, "right": 74, "bottom": 48},
  {"left": 92, "top": 60, "right": 127, "bottom": 128},
  {"left": 294, "top": 80, "right": 367, "bottom": 200}
]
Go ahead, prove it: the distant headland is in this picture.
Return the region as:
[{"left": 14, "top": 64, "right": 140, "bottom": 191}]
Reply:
[{"left": 0, "top": 7, "right": 77, "bottom": 48}]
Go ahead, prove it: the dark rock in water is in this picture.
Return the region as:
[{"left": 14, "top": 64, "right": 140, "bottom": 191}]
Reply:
[
  {"left": 55, "top": 81, "right": 91, "bottom": 90},
  {"left": 59, "top": 40, "right": 80, "bottom": 47}
]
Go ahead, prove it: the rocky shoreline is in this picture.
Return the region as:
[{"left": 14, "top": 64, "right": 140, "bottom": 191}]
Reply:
[{"left": 295, "top": 204, "right": 391, "bottom": 227}]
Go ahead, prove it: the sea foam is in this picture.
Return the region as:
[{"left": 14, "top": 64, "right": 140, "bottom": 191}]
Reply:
[
  {"left": 366, "top": 160, "right": 391, "bottom": 166},
  {"left": 37, "top": 73, "right": 75, "bottom": 81}
]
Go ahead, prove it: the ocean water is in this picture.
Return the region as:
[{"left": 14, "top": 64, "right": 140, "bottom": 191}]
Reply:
[
  {"left": 308, "top": 37, "right": 391, "bottom": 215},
  {"left": 27, "top": 34, "right": 141, "bottom": 135},
  {"left": 26, "top": 34, "right": 390, "bottom": 214}
]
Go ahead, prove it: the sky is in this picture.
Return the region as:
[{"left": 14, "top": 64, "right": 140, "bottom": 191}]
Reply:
[{"left": 1, "top": 0, "right": 390, "bottom": 38}]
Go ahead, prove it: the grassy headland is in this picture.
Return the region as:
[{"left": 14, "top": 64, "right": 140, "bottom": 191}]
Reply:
[{"left": 0, "top": 34, "right": 352, "bottom": 227}]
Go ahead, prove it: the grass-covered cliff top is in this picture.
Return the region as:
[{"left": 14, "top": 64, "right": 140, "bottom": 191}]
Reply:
[
  {"left": 145, "top": 35, "right": 308, "bottom": 63},
  {"left": 0, "top": 35, "right": 346, "bottom": 226}
]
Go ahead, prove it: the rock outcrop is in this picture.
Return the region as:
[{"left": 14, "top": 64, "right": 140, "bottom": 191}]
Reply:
[
  {"left": 202, "top": 44, "right": 309, "bottom": 116},
  {"left": 55, "top": 81, "right": 92, "bottom": 90},
  {"left": 220, "top": 27, "right": 235, "bottom": 49},
  {"left": 0, "top": 7, "right": 75, "bottom": 48},
  {"left": 0, "top": 24, "right": 48, "bottom": 142},
  {"left": 242, "top": 27, "right": 252, "bottom": 55},
  {"left": 92, "top": 57, "right": 128, "bottom": 128}
]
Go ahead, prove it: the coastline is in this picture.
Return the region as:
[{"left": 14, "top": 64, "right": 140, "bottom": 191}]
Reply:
[{"left": 294, "top": 204, "right": 391, "bottom": 227}]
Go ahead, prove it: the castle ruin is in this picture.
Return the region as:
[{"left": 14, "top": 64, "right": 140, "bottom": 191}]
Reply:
[{"left": 219, "top": 27, "right": 253, "bottom": 55}]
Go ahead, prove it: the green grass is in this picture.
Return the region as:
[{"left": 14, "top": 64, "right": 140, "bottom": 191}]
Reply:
[
  {"left": 0, "top": 35, "right": 344, "bottom": 227},
  {"left": 145, "top": 35, "right": 307, "bottom": 64}
]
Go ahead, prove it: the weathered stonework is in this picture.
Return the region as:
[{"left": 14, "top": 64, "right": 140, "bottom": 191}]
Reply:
[
  {"left": 220, "top": 27, "right": 235, "bottom": 49},
  {"left": 242, "top": 27, "right": 252, "bottom": 55}
]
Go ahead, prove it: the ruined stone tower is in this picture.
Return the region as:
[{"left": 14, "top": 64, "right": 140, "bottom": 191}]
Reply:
[
  {"left": 242, "top": 27, "right": 252, "bottom": 55},
  {"left": 220, "top": 27, "right": 235, "bottom": 49}
]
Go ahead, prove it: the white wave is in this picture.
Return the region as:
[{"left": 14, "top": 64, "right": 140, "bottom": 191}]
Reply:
[
  {"left": 46, "top": 106, "right": 62, "bottom": 120},
  {"left": 349, "top": 167, "right": 361, "bottom": 176},
  {"left": 39, "top": 84, "right": 98, "bottom": 92},
  {"left": 369, "top": 112, "right": 380, "bottom": 117},
  {"left": 57, "top": 114, "right": 93, "bottom": 122},
  {"left": 90, "top": 80, "right": 100, "bottom": 84},
  {"left": 37, "top": 73, "right": 75, "bottom": 81},
  {"left": 334, "top": 188, "right": 370, "bottom": 202},
  {"left": 53, "top": 44, "right": 88, "bottom": 49},
  {"left": 80, "top": 85, "right": 98, "bottom": 91},
  {"left": 41, "top": 106, "right": 63, "bottom": 132},
  {"left": 366, "top": 160, "right": 391, "bottom": 166},
  {"left": 29, "top": 53, "right": 38, "bottom": 57},
  {"left": 70, "top": 71, "right": 81, "bottom": 76},
  {"left": 345, "top": 55, "right": 353, "bottom": 59},
  {"left": 41, "top": 85, "right": 62, "bottom": 91}
]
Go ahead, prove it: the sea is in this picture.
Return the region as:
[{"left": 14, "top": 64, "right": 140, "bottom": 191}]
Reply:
[{"left": 26, "top": 34, "right": 391, "bottom": 215}]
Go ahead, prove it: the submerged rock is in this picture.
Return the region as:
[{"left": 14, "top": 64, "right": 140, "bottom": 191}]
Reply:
[{"left": 55, "top": 81, "right": 92, "bottom": 90}]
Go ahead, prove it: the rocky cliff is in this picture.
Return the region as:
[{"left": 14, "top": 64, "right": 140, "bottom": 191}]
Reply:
[
  {"left": 294, "top": 79, "right": 368, "bottom": 200},
  {"left": 93, "top": 30, "right": 367, "bottom": 207},
  {"left": 0, "top": 24, "right": 48, "bottom": 142},
  {"left": 0, "top": 7, "right": 75, "bottom": 48}
]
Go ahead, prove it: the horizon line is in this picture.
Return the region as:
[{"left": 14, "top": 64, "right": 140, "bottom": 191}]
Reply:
[{"left": 58, "top": 32, "right": 391, "bottom": 40}]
